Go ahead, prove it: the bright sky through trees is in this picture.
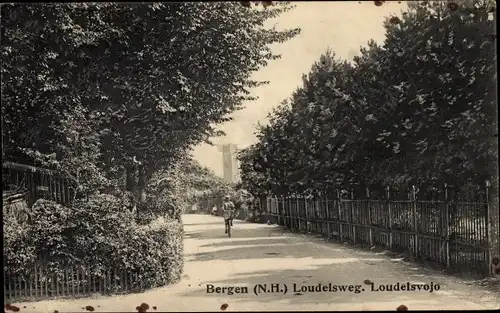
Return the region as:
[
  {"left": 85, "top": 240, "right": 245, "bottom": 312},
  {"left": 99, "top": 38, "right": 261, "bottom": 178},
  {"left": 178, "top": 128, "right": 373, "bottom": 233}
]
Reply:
[{"left": 192, "top": 1, "right": 407, "bottom": 177}]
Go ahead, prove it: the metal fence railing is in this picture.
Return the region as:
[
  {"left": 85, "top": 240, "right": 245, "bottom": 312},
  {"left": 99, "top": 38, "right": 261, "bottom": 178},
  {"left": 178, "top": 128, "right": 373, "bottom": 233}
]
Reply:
[
  {"left": 3, "top": 257, "right": 149, "bottom": 302},
  {"left": 263, "top": 193, "right": 494, "bottom": 278},
  {"left": 2, "top": 161, "right": 74, "bottom": 207}
]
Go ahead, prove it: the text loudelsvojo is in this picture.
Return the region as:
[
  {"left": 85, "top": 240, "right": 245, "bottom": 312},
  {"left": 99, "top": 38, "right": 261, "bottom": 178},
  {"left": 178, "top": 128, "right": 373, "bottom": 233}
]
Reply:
[{"left": 206, "top": 281, "right": 440, "bottom": 296}]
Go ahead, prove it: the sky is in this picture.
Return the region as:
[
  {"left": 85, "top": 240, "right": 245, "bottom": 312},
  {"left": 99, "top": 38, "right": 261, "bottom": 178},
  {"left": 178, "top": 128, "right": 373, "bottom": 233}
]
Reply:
[{"left": 192, "top": 1, "right": 408, "bottom": 177}]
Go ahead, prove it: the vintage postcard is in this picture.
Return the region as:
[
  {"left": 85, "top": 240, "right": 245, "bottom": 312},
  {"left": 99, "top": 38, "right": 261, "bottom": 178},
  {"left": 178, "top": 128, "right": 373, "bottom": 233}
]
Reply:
[{"left": 2, "top": 1, "right": 499, "bottom": 312}]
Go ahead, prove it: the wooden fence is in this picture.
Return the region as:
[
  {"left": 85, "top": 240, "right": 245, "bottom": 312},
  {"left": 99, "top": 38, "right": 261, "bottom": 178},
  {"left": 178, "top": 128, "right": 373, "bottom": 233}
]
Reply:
[
  {"left": 2, "top": 161, "right": 74, "bottom": 207},
  {"left": 263, "top": 192, "right": 494, "bottom": 278},
  {"left": 3, "top": 162, "right": 91, "bottom": 302},
  {"left": 4, "top": 260, "right": 148, "bottom": 302}
]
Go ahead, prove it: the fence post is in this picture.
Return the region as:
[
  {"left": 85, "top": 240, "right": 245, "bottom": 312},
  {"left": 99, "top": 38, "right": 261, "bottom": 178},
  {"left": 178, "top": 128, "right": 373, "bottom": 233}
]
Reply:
[
  {"left": 266, "top": 196, "right": 270, "bottom": 217},
  {"left": 275, "top": 195, "right": 278, "bottom": 224},
  {"left": 313, "top": 194, "right": 318, "bottom": 232},
  {"left": 366, "top": 187, "right": 373, "bottom": 247},
  {"left": 259, "top": 197, "right": 263, "bottom": 217},
  {"left": 278, "top": 194, "right": 288, "bottom": 226},
  {"left": 283, "top": 195, "right": 287, "bottom": 226},
  {"left": 485, "top": 180, "right": 493, "bottom": 276},
  {"left": 284, "top": 195, "right": 289, "bottom": 227},
  {"left": 285, "top": 195, "right": 289, "bottom": 227},
  {"left": 337, "top": 190, "right": 343, "bottom": 242},
  {"left": 315, "top": 195, "right": 320, "bottom": 233},
  {"left": 386, "top": 186, "right": 392, "bottom": 249},
  {"left": 304, "top": 195, "right": 309, "bottom": 233},
  {"left": 412, "top": 185, "right": 419, "bottom": 258},
  {"left": 283, "top": 195, "right": 287, "bottom": 228},
  {"left": 443, "top": 184, "right": 450, "bottom": 268},
  {"left": 286, "top": 196, "right": 290, "bottom": 229},
  {"left": 350, "top": 190, "right": 356, "bottom": 244},
  {"left": 304, "top": 197, "right": 312, "bottom": 232},
  {"left": 269, "top": 196, "right": 273, "bottom": 223},
  {"left": 277, "top": 194, "right": 288, "bottom": 225},
  {"left": 275, "top": 195, "right": 279, "bottom": 222},
  {"left": 269, "top": 195, "right": 272, "bottom": 216},
  {"left": 300, "top": 196, "right": 303, "bottom": 232},
  {"left": 326, "top": 194, "right": 331, "bottom": 238},
  {"left": 280, "top": 193, "right": 290, "bottom": 226}
]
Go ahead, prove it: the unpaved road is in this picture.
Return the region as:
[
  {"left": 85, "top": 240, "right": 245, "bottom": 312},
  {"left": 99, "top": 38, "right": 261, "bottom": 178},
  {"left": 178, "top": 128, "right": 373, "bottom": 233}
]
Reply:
[{"left": 13, "top": 214, "right": 500, "bottom": 312}]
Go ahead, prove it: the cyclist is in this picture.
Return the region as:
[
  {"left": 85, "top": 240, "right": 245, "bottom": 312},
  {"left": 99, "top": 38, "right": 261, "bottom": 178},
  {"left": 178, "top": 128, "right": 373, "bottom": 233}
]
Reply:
[{"left": 222, "top": 195, "right": 235, "bottom": 234}]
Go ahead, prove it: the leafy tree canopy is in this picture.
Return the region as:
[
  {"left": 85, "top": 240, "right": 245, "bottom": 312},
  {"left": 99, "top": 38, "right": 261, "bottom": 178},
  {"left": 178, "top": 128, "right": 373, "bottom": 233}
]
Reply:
[
  {"left": 240, "top": 0, "right": 497, "bottom": 201},
  {"left": 1, "top": 2, "right": 300, "bottom": 206}
]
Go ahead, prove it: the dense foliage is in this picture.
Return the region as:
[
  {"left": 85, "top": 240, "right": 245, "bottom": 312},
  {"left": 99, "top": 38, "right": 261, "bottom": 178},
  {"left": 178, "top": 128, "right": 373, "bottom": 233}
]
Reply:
[
  {"left": 3, "top": 196, "right": 183, "bottom": 292},
  {"left": 142, "top": 158, "right": 232, "bottom": 222},
  {"left": 158, "top": 158, "right": 255, "bottom": 216},
  {"left": 1, "top": 2, "right": 299, "bottom": 210},
  {"left": 2, "top": 1, "right": 299, "bottom": 294},
  {"left": 239, "top": 1, "right": 497, "bottom": 202}
]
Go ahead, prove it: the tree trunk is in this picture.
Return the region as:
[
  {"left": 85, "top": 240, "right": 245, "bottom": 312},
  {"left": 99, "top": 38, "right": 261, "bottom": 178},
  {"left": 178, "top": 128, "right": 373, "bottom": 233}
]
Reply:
[
  {"left": 135, "top": 162, "right": 157, "bottom": 218},
  {"left": 487, "top": 53, "right": 499, "bottom": 274},
  {"left": 488, "top": 148, "right": 499, "bottom": 275},
  {"left": 125, "top": 165, "right": 138, "bottom": 213},
  {"left": 125, "top": 166, "right": 137, "bottom": 192},
  {"left": 137, "top": 165, "right": 148, "bottom": 201}
]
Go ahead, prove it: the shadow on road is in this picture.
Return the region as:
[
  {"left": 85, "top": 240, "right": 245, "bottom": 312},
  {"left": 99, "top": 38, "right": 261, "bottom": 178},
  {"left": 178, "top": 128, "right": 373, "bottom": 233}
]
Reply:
[
  {"left": 184, "top": 222, "right": 287, "bottom": 241},
  {"left": 199, "top": 238, "right": 293, "bottom": 248},
  {"left": 183, "top": 217, "right": 387, "bottom": 262},
  {"left": 179, "top": 214, "right": 484, "bottom": 309},
  {"left": 187, "top": 240, "right": 324, "bottom": 262},
  {"left": 183, "top": 221, "right": 222, "bottom": 226},
  {"left": 179, "top": 262, "right": 443, "bottom": 307}
]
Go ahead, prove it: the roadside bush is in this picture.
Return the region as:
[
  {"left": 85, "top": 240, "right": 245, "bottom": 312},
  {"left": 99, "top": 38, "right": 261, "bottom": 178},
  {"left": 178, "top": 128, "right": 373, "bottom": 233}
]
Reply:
[
  {"left": 3, "top": 214, "right": 37, "bottom": 275},
  {"left": 142, "top": 185, "right": 185, "bottom": 221},
  {"left": 120, "top": 217, "right": 184, "bottom": 289},
  {"left": 4, "top": 193, "right": 184, "bottom": 294},
  {"left": 246, "top": 212, "right": 267, "bottom": 224},
  {"left": 137, "top": 192, "right": 180, "bottom": 225},
  {"left": 136, "top": 206, "right": 159, "bottom": 225},
  {"left": 3, "top": 195, "right": 135, "bottom": 276},
  {"left": 65, "top": 194, "right": 137, "bottom": 275}
]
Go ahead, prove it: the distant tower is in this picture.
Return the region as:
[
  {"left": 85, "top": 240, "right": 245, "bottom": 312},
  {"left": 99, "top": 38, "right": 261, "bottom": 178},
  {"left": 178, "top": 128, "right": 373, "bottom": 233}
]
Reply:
[{"left": 217, "top": 144, "right": 240, "bottom": 184}]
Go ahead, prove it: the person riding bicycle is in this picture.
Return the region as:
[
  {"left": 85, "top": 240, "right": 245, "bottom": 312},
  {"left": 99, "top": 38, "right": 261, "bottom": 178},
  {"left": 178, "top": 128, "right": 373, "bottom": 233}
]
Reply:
[{"left": 222, "top": 195, "right": 235, "bottom": 234}]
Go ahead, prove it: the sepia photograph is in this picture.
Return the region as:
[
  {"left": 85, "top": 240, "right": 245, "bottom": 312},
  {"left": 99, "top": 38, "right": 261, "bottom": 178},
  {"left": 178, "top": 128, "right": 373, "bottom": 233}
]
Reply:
[{"left": 2, "top": 1, "right": 499, "bottom": 311}]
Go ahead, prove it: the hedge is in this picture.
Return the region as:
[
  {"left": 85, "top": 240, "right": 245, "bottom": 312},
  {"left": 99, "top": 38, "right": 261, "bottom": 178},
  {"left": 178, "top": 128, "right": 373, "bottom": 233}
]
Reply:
[{"left": 3, "top": 193, "right": 184, "bottom": 297}]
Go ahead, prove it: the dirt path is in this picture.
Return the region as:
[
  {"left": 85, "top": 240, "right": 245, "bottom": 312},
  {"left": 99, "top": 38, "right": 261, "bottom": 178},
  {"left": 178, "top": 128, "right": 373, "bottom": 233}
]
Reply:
[{"left": 12, "top": 214, "right": 500, "bottom": 312}]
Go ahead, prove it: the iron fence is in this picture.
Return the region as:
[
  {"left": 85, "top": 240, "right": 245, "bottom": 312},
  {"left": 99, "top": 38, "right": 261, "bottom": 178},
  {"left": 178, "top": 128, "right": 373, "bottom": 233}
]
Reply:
[
  {"left": 4, "top": 258, "right": 148, "bottom": 302},
  {"left": 2, "top": 161, "right": 74, "bottom": 207},
  {"left": 263, "top": 191, "right": 493, "bottom": 278}
]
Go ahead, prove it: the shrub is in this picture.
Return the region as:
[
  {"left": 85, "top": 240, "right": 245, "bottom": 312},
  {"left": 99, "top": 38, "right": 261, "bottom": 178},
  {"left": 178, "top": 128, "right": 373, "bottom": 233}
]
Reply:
[
  {"left": 121, "top": 217, "right": 184, "bottom": 288},
  {"left": 135, "top": 208, "right": 158, "bottom": 225},
  {"left": 65, "top": 194, "right": 137, "bottom": 275},
  {"left": 4, "top": 193, "right": 184, "bottom": 295},
  {"left": 3, "top": 214, "right": 37, "bottom": 276},
  {"left": 3, "top": 195, "right": 135, "bottom": 275},
  {"left": 137, "top": 189, "right": 183, "bottom": 225},
  {"left": 246, "top": 211, "right": 267, "bottom": 224}
]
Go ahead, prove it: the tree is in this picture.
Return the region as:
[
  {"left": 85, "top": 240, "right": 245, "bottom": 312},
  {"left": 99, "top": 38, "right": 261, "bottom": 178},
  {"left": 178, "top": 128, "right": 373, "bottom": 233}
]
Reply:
[
  {"left": 244, "top": 50, "right": 358, "bottom": 196},
  {"left": 1, "top": 3, "right": 301, "bottom": 211},
  {"left": 238, "top": 143, "right": 271, "bottom": 197},
  {"left": 1, "top": 4, "right": 117, "bottom": 166},
  {"left": 371, "top": 0, "right": 497, "bottom": 192},
  {"left": 147, "top": 157, "right": 242, "bottom": 218},
  {"left": 241, "top": 0, "right": 497, "bottom": 202}
]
